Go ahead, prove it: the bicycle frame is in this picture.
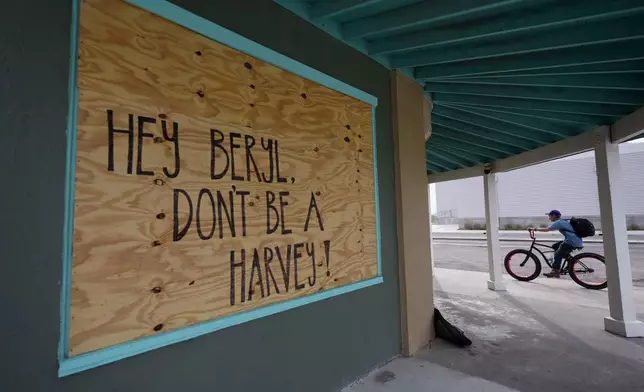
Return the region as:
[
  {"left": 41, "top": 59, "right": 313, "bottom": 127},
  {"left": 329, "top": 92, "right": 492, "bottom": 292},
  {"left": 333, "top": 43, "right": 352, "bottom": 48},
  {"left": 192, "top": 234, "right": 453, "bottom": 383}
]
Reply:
[{"left": 525, "top": 230, "right": 575, "bottom": 272}]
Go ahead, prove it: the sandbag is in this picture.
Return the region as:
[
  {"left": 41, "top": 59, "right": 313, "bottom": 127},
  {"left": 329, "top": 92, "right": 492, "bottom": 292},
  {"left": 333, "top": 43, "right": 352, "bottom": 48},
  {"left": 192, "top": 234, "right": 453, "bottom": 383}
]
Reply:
[{"left": 434, "top": 308, "right": 472, "bottom": 347}]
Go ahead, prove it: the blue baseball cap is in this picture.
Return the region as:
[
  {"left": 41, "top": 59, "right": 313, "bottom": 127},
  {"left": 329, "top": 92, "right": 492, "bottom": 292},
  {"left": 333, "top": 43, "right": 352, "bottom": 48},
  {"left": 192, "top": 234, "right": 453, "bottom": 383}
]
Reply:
[{"left": 546, "top": 210, "right": 561, "bottom": 217}]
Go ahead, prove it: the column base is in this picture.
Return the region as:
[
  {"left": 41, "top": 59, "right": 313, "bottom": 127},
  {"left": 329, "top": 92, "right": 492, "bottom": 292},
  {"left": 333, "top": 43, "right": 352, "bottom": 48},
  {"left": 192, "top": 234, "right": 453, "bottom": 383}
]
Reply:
[
  {"left": 487, "top": 280, "right": 507, "bottom": 291},
  {"left": 604, "top": 317, "right": 644, "bottom": 338}
]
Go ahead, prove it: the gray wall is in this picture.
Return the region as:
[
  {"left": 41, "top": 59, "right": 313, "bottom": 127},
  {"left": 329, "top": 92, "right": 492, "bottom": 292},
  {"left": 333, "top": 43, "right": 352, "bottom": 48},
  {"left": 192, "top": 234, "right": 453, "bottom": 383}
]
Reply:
[
  {"left": 435, "top": 143, "right": 644, "bottom": 229},
  {"left": 0, "top": 1, "right": 400, "bottom": 391}
]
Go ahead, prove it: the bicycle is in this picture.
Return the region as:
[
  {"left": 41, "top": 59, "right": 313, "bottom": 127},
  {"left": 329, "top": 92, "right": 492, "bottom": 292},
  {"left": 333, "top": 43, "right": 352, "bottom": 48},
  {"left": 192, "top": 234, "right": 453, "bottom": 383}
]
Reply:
[{"left": 503, "top": 229, "right": 607, "bottom": 290}]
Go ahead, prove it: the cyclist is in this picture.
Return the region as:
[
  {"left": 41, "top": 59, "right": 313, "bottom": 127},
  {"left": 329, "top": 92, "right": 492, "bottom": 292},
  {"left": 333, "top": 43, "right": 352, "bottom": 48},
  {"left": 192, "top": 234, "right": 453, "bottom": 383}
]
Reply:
[{"left": 529, "top": 209, "right": 583, "bottom": 278}]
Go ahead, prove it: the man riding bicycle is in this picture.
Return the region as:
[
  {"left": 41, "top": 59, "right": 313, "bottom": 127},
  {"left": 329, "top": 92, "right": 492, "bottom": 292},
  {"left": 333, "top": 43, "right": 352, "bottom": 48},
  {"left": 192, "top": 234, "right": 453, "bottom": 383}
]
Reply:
[{"left": 530, "top": 210, "right": 583, "bottom": 278}]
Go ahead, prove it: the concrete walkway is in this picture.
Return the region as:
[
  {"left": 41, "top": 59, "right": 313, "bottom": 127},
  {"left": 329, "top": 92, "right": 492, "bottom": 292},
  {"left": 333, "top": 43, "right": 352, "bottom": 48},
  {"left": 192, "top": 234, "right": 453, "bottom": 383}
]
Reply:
[
  {"left": 343, "top": 357, "right": 518, "bottom": 392},
  {"left": 345, "top": 268, "right": 644, "bottom": 392}
]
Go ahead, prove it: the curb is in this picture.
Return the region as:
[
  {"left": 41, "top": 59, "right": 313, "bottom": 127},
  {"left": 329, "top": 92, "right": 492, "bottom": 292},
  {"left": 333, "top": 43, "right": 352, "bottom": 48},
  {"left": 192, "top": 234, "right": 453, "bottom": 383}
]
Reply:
[{"left": 432, "top": 236, "right": 644, "bottom": 245}]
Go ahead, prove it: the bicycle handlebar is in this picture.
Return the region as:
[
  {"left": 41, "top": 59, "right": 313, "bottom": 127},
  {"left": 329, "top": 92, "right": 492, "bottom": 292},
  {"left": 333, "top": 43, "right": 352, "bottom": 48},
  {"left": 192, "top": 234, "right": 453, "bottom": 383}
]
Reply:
[{"left": 528, "top": 228, "right": 535, "bottom": 240}]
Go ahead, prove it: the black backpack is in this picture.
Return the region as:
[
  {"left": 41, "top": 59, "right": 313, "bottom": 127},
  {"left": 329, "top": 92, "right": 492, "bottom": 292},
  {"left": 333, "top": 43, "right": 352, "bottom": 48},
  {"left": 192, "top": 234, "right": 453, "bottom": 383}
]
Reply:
[
  {"left": 569, "top": 217, "right": 595, "bottom": 238},
  {"left": 434, "top": 308, "right": 472, "bottom": 347}
]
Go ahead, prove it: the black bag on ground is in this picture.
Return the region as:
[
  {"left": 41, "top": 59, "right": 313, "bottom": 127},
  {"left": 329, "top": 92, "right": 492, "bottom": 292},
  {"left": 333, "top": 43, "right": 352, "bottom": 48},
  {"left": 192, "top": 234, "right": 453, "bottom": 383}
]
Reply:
[
  {"left": 434, "top": 308, "right": 472, "bottom": 347},
  {"left": 569, "top": 217, "right": 595, "bottom": 238}
]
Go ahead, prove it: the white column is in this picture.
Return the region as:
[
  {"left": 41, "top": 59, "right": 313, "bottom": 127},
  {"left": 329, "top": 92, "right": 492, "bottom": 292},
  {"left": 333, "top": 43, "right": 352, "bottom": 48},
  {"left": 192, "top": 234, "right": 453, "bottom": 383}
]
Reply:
[
  {"left": 484, "top": 171, "right": 506, "bottom": 291},
  {"left": 595, "top": 128, "right": 644, "bottom": 337}
]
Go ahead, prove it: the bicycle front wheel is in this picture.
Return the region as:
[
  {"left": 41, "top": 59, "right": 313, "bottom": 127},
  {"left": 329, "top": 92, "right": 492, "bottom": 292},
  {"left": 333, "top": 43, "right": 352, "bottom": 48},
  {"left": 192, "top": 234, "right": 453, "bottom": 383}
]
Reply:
[
  {"left": 504, "top": 249, "right": 541, "bottom": 281},
  {"left": 569, "top": 253, "right": 607, "bottom": 290}
]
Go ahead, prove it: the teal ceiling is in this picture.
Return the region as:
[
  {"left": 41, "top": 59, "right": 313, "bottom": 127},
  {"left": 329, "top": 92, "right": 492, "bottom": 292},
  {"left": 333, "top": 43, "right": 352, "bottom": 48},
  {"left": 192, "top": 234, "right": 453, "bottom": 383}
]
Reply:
[{"left": 274, "top": 0, "right": 644, "bottom": 174}]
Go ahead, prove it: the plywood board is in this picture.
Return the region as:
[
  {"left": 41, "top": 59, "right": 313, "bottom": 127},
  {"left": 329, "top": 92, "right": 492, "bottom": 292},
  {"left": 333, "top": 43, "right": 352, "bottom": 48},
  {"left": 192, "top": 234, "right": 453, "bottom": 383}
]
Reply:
[{"left": 68, "top": 0, "right": 377, "bottom": 356}]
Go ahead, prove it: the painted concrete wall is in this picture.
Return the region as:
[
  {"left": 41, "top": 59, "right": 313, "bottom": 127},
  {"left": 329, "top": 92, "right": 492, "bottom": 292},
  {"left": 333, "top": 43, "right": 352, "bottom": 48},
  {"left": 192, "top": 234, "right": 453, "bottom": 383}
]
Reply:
[
  {"left": 436, "top": 143, "right": 644, "bottom": 229},
  {"left": 0, "top": 1, "right": 401, "bottom": 391}
]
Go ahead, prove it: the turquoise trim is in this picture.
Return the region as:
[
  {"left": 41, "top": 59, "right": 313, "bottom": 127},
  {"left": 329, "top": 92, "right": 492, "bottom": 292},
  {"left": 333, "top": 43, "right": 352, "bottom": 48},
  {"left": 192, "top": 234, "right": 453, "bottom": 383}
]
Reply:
[
  {"left": 58, "top": 0, "right": 80, "bottom": 367},
  {"left": 125, "top": 0, "right": 377, "bottom": 107},
  {"left": 59, "top": 276, "right": 383, "bottom": 377},
  {"left": 371, "top": 108, "right": 382, "bottom": 276},
  {"left": 59, "top": 0, "right": 384, "bottom": 377}
]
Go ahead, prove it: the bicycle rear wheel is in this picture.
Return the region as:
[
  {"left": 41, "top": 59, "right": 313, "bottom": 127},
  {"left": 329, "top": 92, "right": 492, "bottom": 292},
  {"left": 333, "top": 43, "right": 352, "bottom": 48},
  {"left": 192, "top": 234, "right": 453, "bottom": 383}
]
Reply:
[
  {"left": 569, "top": 253, "right": 607, "bottom": 290},
  {"left": 504, "top": 249, "right": 541, "bottom": 281}
]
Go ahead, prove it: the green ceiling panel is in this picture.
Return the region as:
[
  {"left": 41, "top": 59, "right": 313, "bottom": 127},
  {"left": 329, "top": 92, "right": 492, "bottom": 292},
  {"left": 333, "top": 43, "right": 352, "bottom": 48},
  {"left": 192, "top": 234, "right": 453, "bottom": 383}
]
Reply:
[
  {"left": 447, "top": 105, "right": 614, "bottom": 127},
  {"left": 427, "top": 143, "right": 486, "bottom": 165},
  {"left": 432, "top": 93, "right": 634, "bottom": 117},
  {"left": 368, "top": 0, "right": 644, "bottom": 55},
  {"left": 429, "top": 135, "right": 506, "bottom": 160},
  {"left": 391, "top": 14, "right": 644, "bottom": 68},
  {"left": 436, "top": 103, "right": 576, "bottom": 139},
  {"left": 415, "top": 40, "right": 644, "bottom": 79},
  {"left": 425, "top": 74, "right": 644, "bottom": 90},
  {"left": 275, "top": 0, "right": 644, "bottom": 174},
  {"left": 433, "top": 104, "right": 558, "bottom": 143},
  {"left": 426, "top": 81, "right": 644, "bottom": 105},
  {"left": 432, "top": 124, "right": 523, "bottom": 155}
]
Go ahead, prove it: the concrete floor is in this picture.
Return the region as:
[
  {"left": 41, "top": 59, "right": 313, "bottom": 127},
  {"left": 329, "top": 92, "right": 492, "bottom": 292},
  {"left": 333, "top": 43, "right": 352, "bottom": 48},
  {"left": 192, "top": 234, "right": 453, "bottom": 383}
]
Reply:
[
  {"left": 343, "top": 356, "right": 518, "bottom": 392},
  {"left": 433, "top": 241, "right": 644, "bottom": 286},
  {"left": 345, "top": 268, "right": 644, "bottom": 392}
]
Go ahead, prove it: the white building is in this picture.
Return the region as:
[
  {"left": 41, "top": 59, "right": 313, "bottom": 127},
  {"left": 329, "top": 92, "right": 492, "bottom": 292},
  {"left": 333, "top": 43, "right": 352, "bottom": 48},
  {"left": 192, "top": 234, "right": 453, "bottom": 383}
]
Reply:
[{"left": 435, "top": 142, "right": 644, "bottom": 230}]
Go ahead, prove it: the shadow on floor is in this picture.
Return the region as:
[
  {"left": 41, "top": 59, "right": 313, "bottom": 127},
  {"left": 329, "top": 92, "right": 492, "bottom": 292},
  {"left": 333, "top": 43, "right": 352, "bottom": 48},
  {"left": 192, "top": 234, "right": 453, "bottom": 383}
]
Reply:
[{"left": 423, "top": 281, "right": 644, "bottom": 392}]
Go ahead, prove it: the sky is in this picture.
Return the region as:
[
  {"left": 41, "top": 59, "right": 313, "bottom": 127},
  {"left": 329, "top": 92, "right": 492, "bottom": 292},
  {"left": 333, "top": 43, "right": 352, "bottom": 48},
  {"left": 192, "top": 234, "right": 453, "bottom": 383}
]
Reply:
[{"left": 428, "top": 136, "right": 644, "bottom": 215}]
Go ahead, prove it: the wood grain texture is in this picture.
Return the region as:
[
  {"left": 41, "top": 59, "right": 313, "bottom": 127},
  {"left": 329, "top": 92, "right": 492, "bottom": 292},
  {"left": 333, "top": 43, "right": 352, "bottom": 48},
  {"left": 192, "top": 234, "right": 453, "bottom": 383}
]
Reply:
[{"left": 69, "top": 0, "right": 377, "bottom": 355}]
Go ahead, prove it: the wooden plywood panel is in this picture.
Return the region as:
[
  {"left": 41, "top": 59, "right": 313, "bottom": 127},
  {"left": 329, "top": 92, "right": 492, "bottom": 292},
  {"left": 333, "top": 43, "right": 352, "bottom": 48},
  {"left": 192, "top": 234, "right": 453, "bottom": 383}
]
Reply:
[{"left": 69, "top": 0, "right": 377, "bottom": 356}]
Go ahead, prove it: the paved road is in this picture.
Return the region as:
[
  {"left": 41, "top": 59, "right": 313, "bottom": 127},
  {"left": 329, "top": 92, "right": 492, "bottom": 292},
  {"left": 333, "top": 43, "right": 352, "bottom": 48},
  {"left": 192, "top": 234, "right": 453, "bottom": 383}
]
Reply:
[{"left": 433, "top": 240, "right": 644, "bottom": 286}]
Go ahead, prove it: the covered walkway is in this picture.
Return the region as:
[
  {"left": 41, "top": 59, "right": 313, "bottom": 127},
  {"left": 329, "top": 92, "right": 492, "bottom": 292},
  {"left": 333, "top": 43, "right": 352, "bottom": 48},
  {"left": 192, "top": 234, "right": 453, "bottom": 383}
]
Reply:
[
  {"left": 347, "top": 267, "right": 644, "bottom": 392},
  {"left": 276, "top": 0, "right": 644, "bottom": 344},
  {"left": 3, "top": 0, "right": 644, "bottom": 390}
]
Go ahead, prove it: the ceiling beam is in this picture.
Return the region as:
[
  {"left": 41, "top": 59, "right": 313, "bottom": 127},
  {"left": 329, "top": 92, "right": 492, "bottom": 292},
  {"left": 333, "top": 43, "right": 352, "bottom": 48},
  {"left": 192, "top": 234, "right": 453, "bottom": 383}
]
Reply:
[
  {"left": 426, "top": 157, "right": 452, "bottom": 172},
  {"left": 391, "top": 16, "right": 644, "bottom": 67},
  {"left": 428, "top": 148, "right": 476, "bottom": 168},
  {"left": 425, "top": 81, "right": 644, "bottom": 105},
  {"left": 272, "top": 0, "right": 394, "bottom": 70},
  {"left": 611, "top": 106, "right": 644, "bottom": 143},
  {"left": 432, "top": 123, "right": 523, "bottom": 155},
  {"left": 492, "top": 127, "right": 600, "bottom": 172},
  {"left": 428, "top": 134, "right": 506, "bottom": 160},
  {"left": 309, "top": 0, "right": 382, "bottom": 20},
  {"left": 433, "top": 105, "right": 555, "bottom": 144},
  {"left": 432, "top": 93, "right": 634, "bottom": 117},
  {"left": 368, "top": 0, "right": 644, "bottom": 55},
  {"left": 426, "top": 142, "right": 486, "bottom": 164},
  {"left": 426, "top": 162, "right": 444, "bottom": 173},
  {"left": 433, "top": 114, "right": 539, "bottom": 150},
  {"left": 436, "top": 103, "right": 576, "bottom": 138},
  {"left": 341, "top": 0, "right": 537, "bottom": 38},
  {"left": 429, "top": 59, "right": 644, "bottom": 79},
  {"left": 427, "top": 164, "right": 485, "bottom": 184},
  {"left": 427, "top": 128, "right": 599, "bottom": 182},
  {"left": 427, "top": 151, "right": 466, "bottom": 170},
  {"left": 443, "top": 104, "right": 612, "bottom": 127},
  {"left": 423, "top": 73, "right": 644, "bottom": 90},
  {"left": 415, "top": 41, "right": 644, "bottom": 79}
]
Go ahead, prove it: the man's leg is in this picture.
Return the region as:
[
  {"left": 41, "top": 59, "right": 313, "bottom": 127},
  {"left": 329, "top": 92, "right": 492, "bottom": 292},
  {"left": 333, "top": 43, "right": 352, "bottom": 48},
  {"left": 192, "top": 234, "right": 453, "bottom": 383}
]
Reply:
[{"left": 545, "top": 243, "right": 574, "bottom": 278}]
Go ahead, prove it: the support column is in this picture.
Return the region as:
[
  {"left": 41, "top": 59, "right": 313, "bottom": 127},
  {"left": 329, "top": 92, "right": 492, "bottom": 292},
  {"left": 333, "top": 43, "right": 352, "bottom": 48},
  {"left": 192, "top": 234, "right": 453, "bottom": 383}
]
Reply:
[
  {"left": 391, "top": 71, "right": 434, "bottom": 356},
  {"left": 594, "top": 127, "right": 644, "bottom": 337},
  {"left": 483, "top": 171, "right": 506, "bottom": 291}
]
